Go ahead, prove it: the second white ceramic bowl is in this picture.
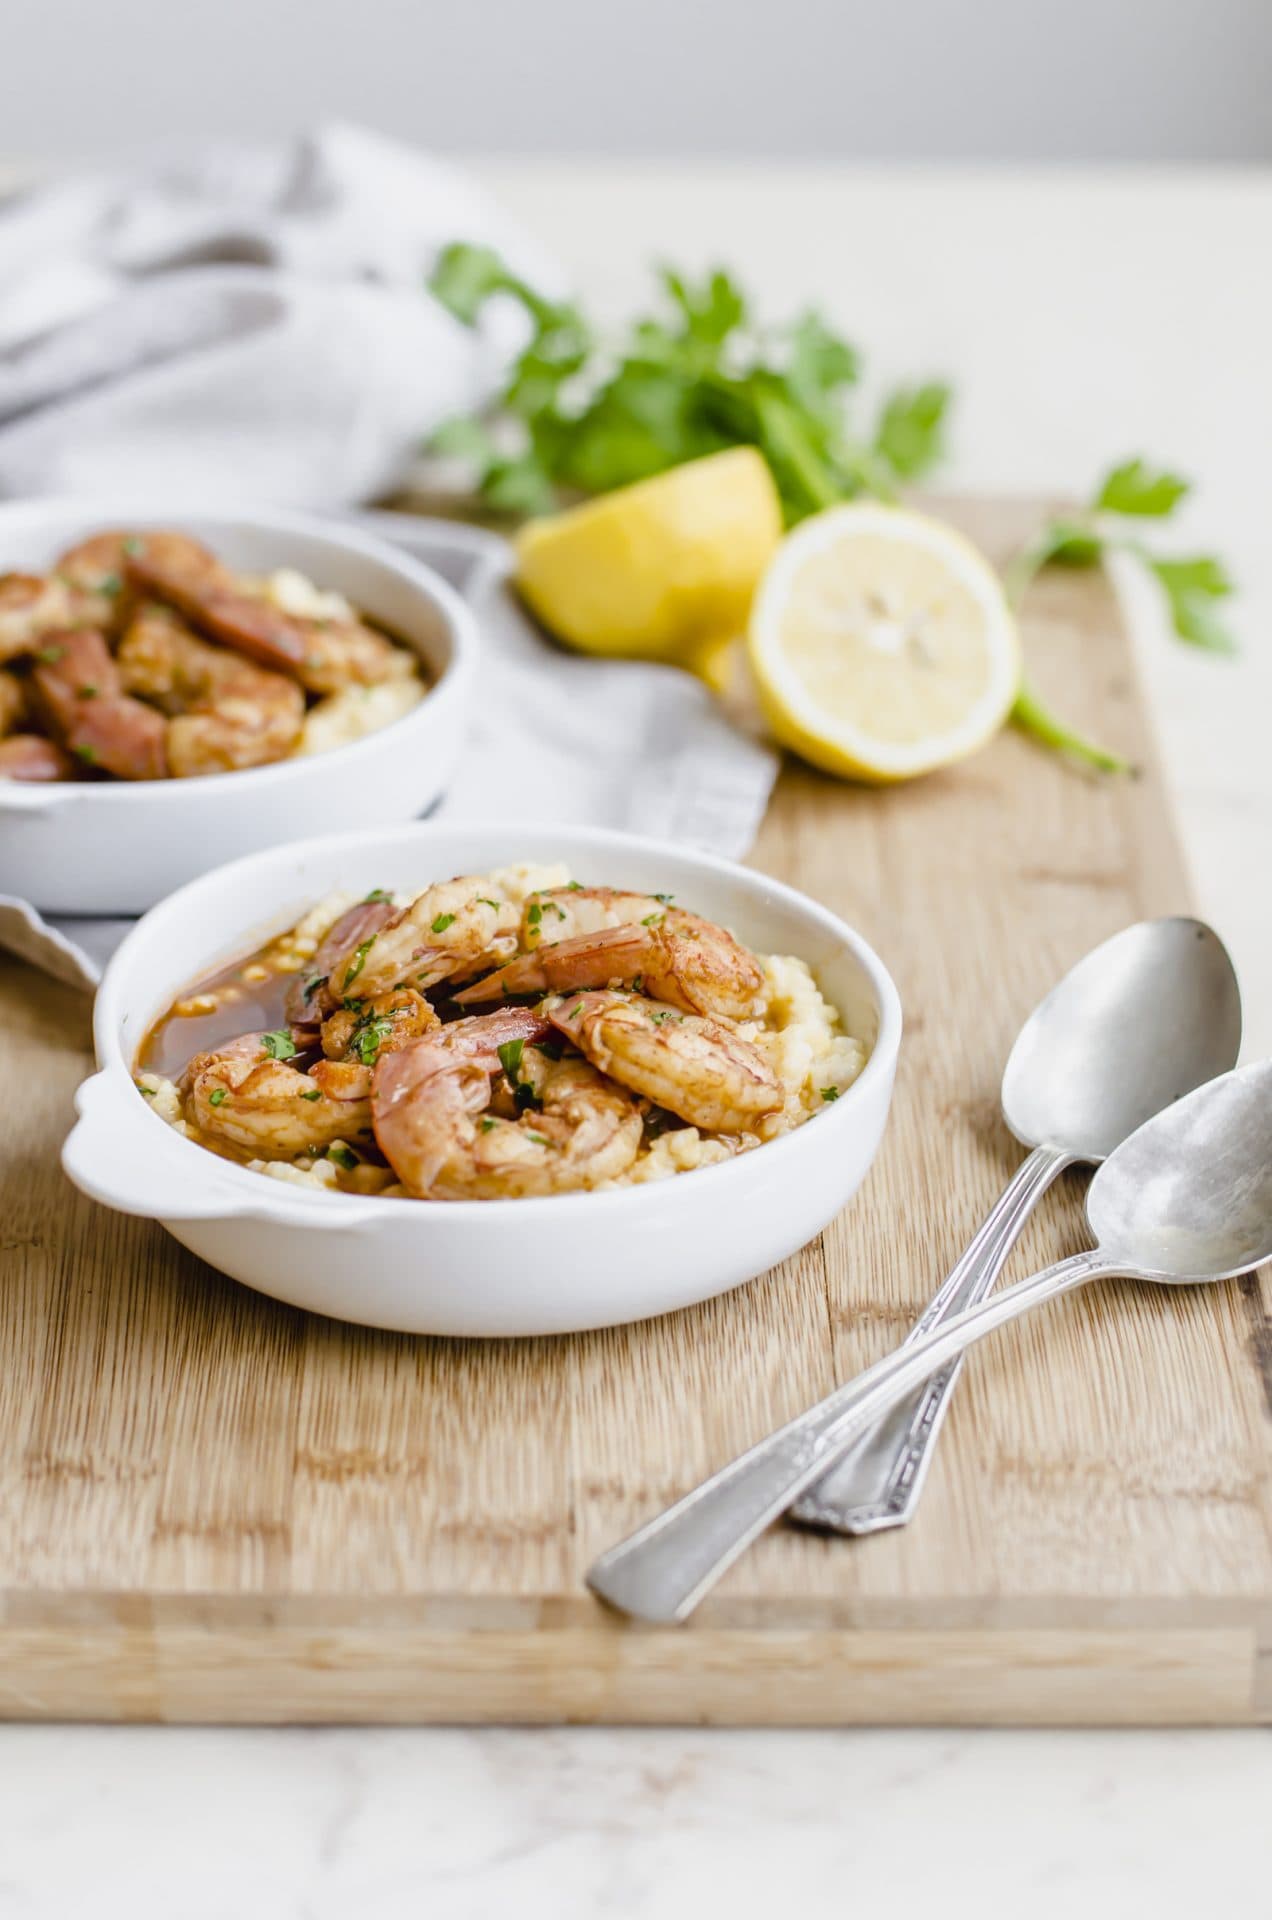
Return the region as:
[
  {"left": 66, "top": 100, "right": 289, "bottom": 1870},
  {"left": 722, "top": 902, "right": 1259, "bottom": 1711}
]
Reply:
[
  {"left": 62, "top": 822, "right": 902, "bottom": 1336},
  {"left": 0, "top": 499, "right": 477, "bottom": 913}
]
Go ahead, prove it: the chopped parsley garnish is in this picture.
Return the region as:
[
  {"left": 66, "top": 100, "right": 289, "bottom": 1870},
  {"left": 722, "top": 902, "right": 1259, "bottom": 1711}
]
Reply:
[
  {"left": 631, "top": 974, "right": 645, "bottom": 993},
  {"left": 531, "top": 1035, "right": 564, "bottom": 1060},
  {"left": 640, "top": 912, "right": 663, "bottom": 927},
  {"left": 654, "top": 892, "right": 674, "bottom": 905},
  {"left": 122, "top": 536, "right": 144, "bottom": 555},
  {"left": 36, "top": 644, "right": 65, "bottom": 664},
  {"left": 342, "top": 995, "right": 364, "bottom": 1011},
  {"left": 821, "top": 1085, "right": 840, "bottom": 1103},
  {"left": 648, "top": 1009, "right": 683, "bottom": 1025},
  {"left": 99, "top": 572, "right": 122, "bottom": 596},
  {"left": 545, "top": 900, "right": 566, "bottom": 920},
  {"left": 138, "top": 1083, "right": 157, "bottom": 1097},
  {"left": 565, "top": 880, "right": 583, "bottom": 891},
  {"left": 73, "top": 743, "right": 98, "bottom": 764},
  {"left": 526, "top": 901, "right": 542, "bottom": 927},
  {"left": 431, "top": 912, "right": 456, "bottom": 933},
  {"left": 497, "top": 1034, "right": 540, "bottom": 1110},
  {"left": 479, "top": 1117, "right": 497, "bottom": 1132},
  {"left": 363, "top": 887, "right": 392, "bottom": 903},
  {"left": 497, "top": 1037, "right": 525, "bottom": 1077},
  {"left": 261, "top": 1029, "right": 297, "bottom": 1060},
  {"left": 343, "top": 938, "right": 375, "bottom": 985},
  {"left": 565, "top": 1002, "right": 582, "bottom": 1020},
  {"left": 355, "top": 1016, "right": 394, "bottom": 1066},
  {"left": 77, "top": 683, "right": 98, "bottom": 699},
  {"left": 476, "top": 897, "right": 500, "bottom": 910},
  {"left": 301, "top": 1087, "right": 322, "bottom": 1102},
  {"left": 208, "top": 1088, "right": 228, "bottom": 1107},
  {"left": 303, "top": 974, "right": 324, "bottom": 1002},
  {"left": 526, "top": 1131, "right": 550, "bottom": 1147},
  {"left": 328, "top": 1145, "right": 358, "bottom": 1170}
]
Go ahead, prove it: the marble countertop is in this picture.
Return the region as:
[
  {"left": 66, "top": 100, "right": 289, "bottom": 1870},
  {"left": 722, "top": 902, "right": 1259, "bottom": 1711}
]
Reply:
[{"left": 2, "top": 163, "right": 1270, "bottom": 1915}]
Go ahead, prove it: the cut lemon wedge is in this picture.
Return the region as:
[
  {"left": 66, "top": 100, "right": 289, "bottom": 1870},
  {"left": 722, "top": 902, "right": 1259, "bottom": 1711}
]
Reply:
[
  {"left": 513, "top": 448, "right": 783, "bottom": 662},
  {"left": 748, "top": 504, "right": 1020, "bottom": 782}
]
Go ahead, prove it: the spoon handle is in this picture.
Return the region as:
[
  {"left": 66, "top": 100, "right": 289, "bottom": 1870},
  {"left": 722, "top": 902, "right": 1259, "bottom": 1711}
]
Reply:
[
  {"left": 790, "top": 1142, "right": 1074, "bottom": 1535},
  {"left": 587, "top": 1249, "right": 1108, "bottom": 1624}
]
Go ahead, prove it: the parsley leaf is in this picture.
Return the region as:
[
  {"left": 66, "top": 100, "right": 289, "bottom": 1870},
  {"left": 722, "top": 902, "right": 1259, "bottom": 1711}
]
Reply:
[
  {"left": 208, "top": 1087, "right": 228, "bottom": 1107},
  {"left": 872, "top": 383, "right": 952, "bottom": 482},
  {"left": 820, "top": 1085, "right": 840, "bottom": 1103},
  {"left": 363, "top": 887, "right": 392, "bottom": 903},
  {"left": 431, "top": 912, "right": 456, "bottom": 934},
  {"left": 355, "top": 1016, "right": 395, "bottom": 1066},
  {"left": 1095, "top": 458, "right": 1190, "bottom": 517},
  {"left": 1006, "top": 455, "right": 1236, "bottom": 771},
  {"left": 343, "top": 938, "right": 375, "bottom": 985},
  {"left": 497, "top": 1037, "right": 525, "bottom": 1078},
  {"left": 426, "top": 246, "right": 946, "bottom": 523},
  {"left": 261, "top": 1030, "right": 297, "bottom": 1060}
]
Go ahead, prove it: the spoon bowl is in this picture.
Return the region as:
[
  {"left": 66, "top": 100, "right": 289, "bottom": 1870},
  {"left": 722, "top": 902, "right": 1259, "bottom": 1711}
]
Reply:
[
  {"left": 1001, "top": 917, "right": 1242, "bottom": 1162},
  {"left": 1088, "top": 1057, "right": 1272, "bottom": 1280}
]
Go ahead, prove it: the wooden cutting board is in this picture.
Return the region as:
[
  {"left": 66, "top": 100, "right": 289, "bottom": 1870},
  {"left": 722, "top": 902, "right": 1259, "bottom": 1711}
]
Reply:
[{"left": 2, "top": 497, "right": 1269, "bottom": 1726}]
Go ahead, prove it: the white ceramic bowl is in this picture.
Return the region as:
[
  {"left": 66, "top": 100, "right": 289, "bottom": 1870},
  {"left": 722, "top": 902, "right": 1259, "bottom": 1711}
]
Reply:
[
  {"left": 62, "top": 823, "right": 902, "bottom": 1336},
  {"left": 0, "top": 499, "right": 477, "bottom": 914}
]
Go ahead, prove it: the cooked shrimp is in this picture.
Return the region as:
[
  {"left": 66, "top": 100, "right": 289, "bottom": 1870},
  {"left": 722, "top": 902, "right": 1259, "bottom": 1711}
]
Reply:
[
  {"left": 291, "top": 617, "right": 407, "bottom": 697},
  {"left": 118, "top": 600, "right": 304, "bottom": 776},
  {"left": 327, "top": 879, "right": 520, "bottom": 1001},
  {"left": 546, "top": 989, "right": 782, "bottom": 1133},
  {"left": 286, "top": 894, "right": 401, "bottom": 1029},
  {"left": 0, "top": 573, "right": 74, "bottom": 664},
  {"left": 52, "top": 530, "right": 179, "bottom": 635},
  {"left": 284, "top": 895, "right": 401, "bottom": 1025},
  {"left": 125, "top": 538, "right": 402, "bottom": 695},
  {"left": 371, "top": 1009, "right": 641, "bottom": 1199},
  {"left": 0, "top": 667, "right": 26, "bottom": 738},
  {"left": 320, "top": 987, "right": 440, "bottom": 1063},
  {"left": 57, "top": 529, "right": 216, "bottom": 634},
  {"left": 456, "top": 886, "right": 765, "bottom": 1022},
  {"left": 31, "top": 628, "right": 168, "bottom": 780},
  {"left": 0, "top": 734, "right": 75, "bottom": 781},
  {"left": 182, "top": 1029, "right": 372, "bottom": 1159}
]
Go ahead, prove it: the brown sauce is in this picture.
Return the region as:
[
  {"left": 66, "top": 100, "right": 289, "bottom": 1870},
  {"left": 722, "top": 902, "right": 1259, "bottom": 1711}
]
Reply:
[{"left": 139, "top": 945, "right": 295, "bottom": 1081}]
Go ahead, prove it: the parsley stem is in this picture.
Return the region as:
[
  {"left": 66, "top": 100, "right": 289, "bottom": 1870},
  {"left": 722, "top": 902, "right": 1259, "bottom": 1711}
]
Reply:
[
  {"left": 1004, "top": 513, "right": 1133, "bottom": 776},
  {"left": 1010, "top": 678, "right": 1133, "bottom": 776}
]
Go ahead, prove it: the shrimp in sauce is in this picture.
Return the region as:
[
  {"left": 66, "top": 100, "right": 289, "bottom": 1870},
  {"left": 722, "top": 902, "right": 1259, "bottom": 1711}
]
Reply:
[
  {"left": 371, "top": 1009, "right": 642, "bottom": 1199},
  {"left": 455, "top": 886, "right": 765, "bottom": 1023},
  {"left": 547, "top": 989, "right": 782, "bottom": 1133}
]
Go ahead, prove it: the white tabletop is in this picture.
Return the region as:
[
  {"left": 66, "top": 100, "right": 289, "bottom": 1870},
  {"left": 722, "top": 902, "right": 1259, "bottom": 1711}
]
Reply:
[{"left": 3, "top": 163, "right": 1270, "bottom": 1915}]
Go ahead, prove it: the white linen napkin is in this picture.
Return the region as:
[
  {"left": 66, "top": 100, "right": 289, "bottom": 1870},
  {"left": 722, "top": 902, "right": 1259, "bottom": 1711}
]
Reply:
[
  {"left": 0, "top": 123, "right": 555, "bottom": 507},
  {"left": 0, "top": 513, "right": 779, "bottom": 989}
]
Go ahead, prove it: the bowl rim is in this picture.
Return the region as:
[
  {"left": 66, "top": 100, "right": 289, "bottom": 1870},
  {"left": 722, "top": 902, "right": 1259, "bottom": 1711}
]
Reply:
[
  {"left": 81, "top": 820, "right": 903, "bottom": 1227},
  {"left": 0, "top": 495, "right": 478, "bottom": 801}
]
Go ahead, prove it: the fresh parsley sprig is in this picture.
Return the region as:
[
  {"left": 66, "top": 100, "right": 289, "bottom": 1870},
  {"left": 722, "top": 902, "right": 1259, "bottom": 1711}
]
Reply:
[
  {"left": 429, "top": 244, "right": 950, "bottom": 523},
  {"left": 1006, "top": 458, "right": 1237, "bottom": 772}
]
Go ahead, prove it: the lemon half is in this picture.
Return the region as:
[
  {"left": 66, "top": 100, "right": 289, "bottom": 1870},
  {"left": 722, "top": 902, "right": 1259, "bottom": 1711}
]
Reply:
[
  {"left": 513, "top": 447, "right": 783, "bottom": 662},
  {"left": 748, "top": 504, "right": 1020, "bottom": 783}
]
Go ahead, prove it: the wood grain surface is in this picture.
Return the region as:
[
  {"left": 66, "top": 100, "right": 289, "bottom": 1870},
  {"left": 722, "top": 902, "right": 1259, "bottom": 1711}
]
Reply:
[{"left": 1, "top": 497, "right": 1269, "bottom": 1725}]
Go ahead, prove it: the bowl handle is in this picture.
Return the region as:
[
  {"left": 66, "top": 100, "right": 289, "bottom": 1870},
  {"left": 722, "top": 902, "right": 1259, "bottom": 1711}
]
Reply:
[{"left": 62, "top": 1072, "right": 386, "bottom": 1231}]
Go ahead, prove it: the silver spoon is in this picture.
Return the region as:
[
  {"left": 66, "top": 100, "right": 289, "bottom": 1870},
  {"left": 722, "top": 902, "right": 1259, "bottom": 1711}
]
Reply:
[
  {"left": 791, "top": 916, "right": 1241, "bottom": 1535},
  {"left": 588, "top": 1057, "right": 1272, "bottom": 1625}
]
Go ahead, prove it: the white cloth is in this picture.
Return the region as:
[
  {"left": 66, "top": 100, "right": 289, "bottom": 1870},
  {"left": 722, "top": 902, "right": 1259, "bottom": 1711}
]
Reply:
[
  {"left": 0, "top": 124, "right": 554, "bottom": 507},
  {"left": 0, "top": 513, "right": 779, "bottom": 989}
]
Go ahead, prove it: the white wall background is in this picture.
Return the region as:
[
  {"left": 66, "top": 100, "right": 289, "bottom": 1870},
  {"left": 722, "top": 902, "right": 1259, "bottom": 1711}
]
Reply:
[{"left": 6, "top": 0, "right": 1271, "bottom": 162}]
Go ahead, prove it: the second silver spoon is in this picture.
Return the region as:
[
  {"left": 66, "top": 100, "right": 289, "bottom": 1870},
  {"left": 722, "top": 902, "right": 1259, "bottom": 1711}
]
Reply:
[{"left": 792, "top": 916, "right": 1241, "bottom": 1535}]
